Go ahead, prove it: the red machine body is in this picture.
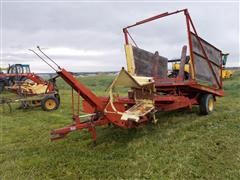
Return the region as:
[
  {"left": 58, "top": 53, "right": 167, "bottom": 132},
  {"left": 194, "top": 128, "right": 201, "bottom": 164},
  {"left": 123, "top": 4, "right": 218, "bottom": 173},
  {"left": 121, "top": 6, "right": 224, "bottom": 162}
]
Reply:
[
  {"left": 0, "top": 72, "right": 56, "bottom": 94},
  {"left": 34, "top": 9, "right": 224, "bottom": 142}
]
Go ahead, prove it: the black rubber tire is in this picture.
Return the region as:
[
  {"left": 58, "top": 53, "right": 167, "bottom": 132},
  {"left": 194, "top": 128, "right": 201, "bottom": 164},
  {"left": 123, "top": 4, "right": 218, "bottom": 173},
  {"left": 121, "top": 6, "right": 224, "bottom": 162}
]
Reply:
[
  {"left": 199, "top": 94, "right": 215, "bottom": 115},
  {"left": 0, "top": 82, "right": 4, "bottom": 93},
  {"left": 41, "top": 95, "right": 59, "bottom": 111},
  {"left": 20, "top": 76, "right": 27, "bottom": 82},
  {"left": 168, "top": 71, "right": 189, "bottom": 80},
  {"left": 8, "top": 78, "right": 15, "bottom": 86},
  {"left": 55, "top": 94, "right": 61, "bottom": 104},
  {"left": 168, "top": 71, "right": 178, "bottom": 78}
]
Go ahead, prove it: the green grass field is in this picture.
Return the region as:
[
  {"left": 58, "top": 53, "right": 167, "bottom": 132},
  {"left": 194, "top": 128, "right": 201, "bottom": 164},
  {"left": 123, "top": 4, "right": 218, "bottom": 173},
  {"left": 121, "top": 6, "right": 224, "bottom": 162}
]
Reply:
[{"left": 1, "top": 72, "right": 240, "bottom": 179}]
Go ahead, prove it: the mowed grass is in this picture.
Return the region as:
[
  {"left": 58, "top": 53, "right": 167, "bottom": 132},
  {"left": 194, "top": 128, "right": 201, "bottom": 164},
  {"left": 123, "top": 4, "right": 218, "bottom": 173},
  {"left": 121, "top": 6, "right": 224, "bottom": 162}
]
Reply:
[{"left": 0, "top": 72, "right": 240, "bottom": 179}]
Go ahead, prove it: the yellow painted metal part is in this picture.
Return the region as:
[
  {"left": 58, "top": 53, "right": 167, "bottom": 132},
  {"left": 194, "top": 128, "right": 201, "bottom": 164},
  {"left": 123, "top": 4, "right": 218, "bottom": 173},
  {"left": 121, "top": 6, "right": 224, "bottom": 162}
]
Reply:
[
  {"left": 124, "top": 44, "right": 135, "bottom": 75},
  {"left": 188, "top": 57, "right": 195, "bottom": 79},
  {"left": 13, "top": 82, "right": 48, "bottom": 94},
  {"left": 172, "top": 63, "right": 190, "bottom": 73},
  {"left": 0, "top": 67, "right": 8, "bottom": 71},
  {"left": 106, "top": 69, "right": 153, "bottom": 92},
  {"left": 44, "top": 99, "right": 57, "bottom": 110},
  {"left": 222, "top": 69, "right": 233, "bottom": 79},
  {"left": 121, "top": 99, "right": 154, "bottom": 122},
  {"left": 173, "top": 62, "right": 233, "bottom": 80},
  {"left": 208, "top": 97, "right": 214, "bottom": 112},
  {"left": 105, "top": 69, "right": 155, "bottom": 122}
]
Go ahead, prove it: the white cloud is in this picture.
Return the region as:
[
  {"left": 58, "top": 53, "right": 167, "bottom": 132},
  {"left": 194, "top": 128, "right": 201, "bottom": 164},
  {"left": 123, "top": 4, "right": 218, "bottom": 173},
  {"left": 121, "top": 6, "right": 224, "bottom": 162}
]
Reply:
[
  {"left": 42, "top": 47, "right": 117, "bottom": 57},
  {"left": 3, "top": 47, "right": 118, "bottom": 57},
  {"left": 1, "top": 2, "right": 239, "bottom": 71}
]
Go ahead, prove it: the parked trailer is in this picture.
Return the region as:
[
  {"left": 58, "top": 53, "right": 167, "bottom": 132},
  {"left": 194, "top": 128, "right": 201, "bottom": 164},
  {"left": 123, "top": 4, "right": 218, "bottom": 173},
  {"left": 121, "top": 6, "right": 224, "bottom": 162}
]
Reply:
[
  {"left": 32, "top": 9, "right": 225, "bottom": 143},
  {"left": 0, "top": 93, "right": 59, "bottom": 112}
]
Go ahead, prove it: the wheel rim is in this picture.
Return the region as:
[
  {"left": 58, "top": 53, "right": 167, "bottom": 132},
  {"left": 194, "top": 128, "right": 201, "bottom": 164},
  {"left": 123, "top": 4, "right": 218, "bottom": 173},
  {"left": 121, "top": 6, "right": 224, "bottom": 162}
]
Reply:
[
  {"left": 45, "top": 99, "right": 56, "bottom": 110},
  {"left": 208, "top": 98, "right": 214, "bottom": 112}
]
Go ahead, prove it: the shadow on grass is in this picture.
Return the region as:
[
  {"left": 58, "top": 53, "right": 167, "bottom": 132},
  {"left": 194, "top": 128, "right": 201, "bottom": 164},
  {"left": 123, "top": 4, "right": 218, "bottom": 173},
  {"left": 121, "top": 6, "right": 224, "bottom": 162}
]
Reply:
[{"left": 91, "top": 107, "right": 200, "bottom": 146}]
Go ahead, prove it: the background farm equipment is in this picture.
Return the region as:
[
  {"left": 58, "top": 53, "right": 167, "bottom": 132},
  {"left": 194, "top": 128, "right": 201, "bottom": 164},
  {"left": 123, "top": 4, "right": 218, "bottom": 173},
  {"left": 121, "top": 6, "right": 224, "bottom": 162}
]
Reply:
[
  {"left": 168, "top": 56, "right": 191, "bottom": 79},
  {"left": 0, "top": 93, "right": 59, "bottom": 112},
  {"left": 0, "top": 64, "right": 30, "bottom": 91},
  {"left": 32, "top": 9, "right": 225, "bottom": 143},
  {"left": 0, "top": 82, "right": 60, "bottom": 112},
  {"left": 221, "top": 53, "right": 233, "bottom": 79},
  {"left": 0, "top": 63, "right": 55, "bottom": 93},
  {"left": 170, "top": 53, "right": 233, "bottom": 80},
  {"left": 0, "top": 64, "right": 60, "bottom": 111}
]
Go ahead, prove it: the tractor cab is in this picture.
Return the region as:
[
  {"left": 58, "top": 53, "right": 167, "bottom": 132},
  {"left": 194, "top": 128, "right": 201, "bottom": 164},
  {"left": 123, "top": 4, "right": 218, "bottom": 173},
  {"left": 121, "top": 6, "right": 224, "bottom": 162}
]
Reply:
[
  {"left": 22, "top": 64, "right": 31, "bottom": 73},
  {"left": 7, "top": 64, "right": 30, "bottom": 74}
]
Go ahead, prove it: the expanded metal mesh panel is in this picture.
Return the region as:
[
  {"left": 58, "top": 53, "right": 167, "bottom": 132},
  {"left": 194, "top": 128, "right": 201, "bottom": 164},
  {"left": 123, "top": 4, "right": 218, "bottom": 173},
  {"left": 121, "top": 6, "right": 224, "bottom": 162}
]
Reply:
[
  {"left": 132, "top": 46, "right": 168, "bottom": 78},
  {"left": 190, "top": 32, "right": 222, "bottom": 87},
  {"left": 193, "top": 54, "right": 214, "bottom": 84}
]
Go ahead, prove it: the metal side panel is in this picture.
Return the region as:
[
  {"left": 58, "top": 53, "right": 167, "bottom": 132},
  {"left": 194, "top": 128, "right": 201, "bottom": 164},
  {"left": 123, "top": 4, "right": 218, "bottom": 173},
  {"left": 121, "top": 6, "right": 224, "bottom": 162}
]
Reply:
[
  {"left": 190, "top": 32, "right": 222, "bottom": 88},
  {"left": 132, "top": 46, "right": 168, "bottom": 78}
]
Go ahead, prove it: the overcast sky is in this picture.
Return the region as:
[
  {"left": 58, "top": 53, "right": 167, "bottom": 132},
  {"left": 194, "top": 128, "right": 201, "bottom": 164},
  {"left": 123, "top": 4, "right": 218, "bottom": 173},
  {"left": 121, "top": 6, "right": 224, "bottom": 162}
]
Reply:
[{"left": 1, "top": 1, "right": 239, "bottom": 73}]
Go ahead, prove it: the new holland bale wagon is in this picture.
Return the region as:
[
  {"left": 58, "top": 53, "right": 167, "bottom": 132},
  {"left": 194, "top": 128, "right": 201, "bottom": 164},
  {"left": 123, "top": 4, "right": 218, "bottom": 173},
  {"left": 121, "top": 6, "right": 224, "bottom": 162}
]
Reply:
[{"left": 31, "top": 9, "right": 225, "bottom": 143}]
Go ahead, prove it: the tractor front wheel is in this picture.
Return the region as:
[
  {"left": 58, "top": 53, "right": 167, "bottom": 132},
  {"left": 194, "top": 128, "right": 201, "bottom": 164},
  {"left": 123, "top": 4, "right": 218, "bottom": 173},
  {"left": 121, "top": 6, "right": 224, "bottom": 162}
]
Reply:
[
  {"left": 41, "top": 95, "right": 59, "bottom": 111},
  {"left": 199, "top": 94, "right": 215, "bottom": 115}
]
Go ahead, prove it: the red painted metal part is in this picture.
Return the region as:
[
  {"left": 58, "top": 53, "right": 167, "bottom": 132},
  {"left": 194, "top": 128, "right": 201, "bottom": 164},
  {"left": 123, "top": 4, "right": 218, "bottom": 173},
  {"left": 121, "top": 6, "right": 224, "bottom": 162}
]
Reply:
[
  {"left": 0, "top": 73, "right": 46, "bottom": 84},
  {"left": 51, "top": 68, "right": 153, "bottom": 141},
  {"left": 123, "top": 9, "right": 186, "bottom": 30},
  {"left": 185, "top": 10, "right": 196, "bottom": 79},
  {"left": 50, "top": 9, "right": 224, "bottom": 142},
  {"left": 155, "top": 95, "right": 198, "bottom": 111},
  {"left": 187, "top": 16, "right": 222, "bottom": 89},
  {"left": 50, "top": 66, "right": 219, "bottom": 141},
  {"left": 123, "top": 9, "right": 186, "bottom": 45},
  {"left": 0, "top": 72, "right": 55, "bottom": 93},
  {"left": 123, "top": 8, "right": 223, "bottom": 92},
  {"left": 58, "top": 69, "right": 104, "bottom": 111}
]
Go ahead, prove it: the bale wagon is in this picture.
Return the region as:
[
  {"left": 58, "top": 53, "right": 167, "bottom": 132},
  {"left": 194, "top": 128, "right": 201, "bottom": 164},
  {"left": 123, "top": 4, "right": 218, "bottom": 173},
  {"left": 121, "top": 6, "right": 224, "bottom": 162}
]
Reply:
[{"left": 32, "top": 9, "right": 225, "bottom": 143}]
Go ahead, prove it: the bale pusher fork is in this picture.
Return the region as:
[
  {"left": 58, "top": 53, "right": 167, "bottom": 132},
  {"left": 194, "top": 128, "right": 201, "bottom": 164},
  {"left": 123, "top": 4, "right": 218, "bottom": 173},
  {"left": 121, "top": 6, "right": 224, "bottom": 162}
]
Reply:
[{"left": 31, "top": 47, "right": 153, "bottom": 142}]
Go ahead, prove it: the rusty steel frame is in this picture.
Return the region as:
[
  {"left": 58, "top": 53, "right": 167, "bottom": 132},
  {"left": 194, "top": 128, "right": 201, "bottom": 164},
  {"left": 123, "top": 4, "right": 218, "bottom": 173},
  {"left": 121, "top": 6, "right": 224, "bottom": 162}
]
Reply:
[
  {"left": 49, "top": 9, "right": 224, "bottom": 142},
  {"left": 123, "top": 8, "right": 223, "bottom": 90}
]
